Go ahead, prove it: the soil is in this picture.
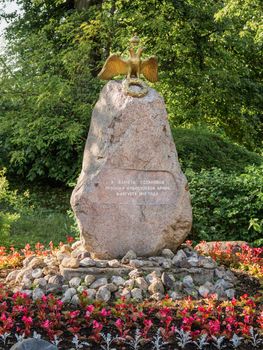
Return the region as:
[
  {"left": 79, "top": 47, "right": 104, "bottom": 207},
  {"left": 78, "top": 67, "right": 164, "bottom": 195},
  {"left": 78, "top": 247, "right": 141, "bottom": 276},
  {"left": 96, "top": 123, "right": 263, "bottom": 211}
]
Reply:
[{"left": 232, "top": 268, "right": 262, "bottom": 298}]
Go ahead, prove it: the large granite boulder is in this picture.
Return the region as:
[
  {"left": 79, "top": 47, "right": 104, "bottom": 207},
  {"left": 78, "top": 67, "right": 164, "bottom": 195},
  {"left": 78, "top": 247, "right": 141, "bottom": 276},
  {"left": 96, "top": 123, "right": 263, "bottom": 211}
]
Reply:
[{"left": 71, "top": 81, "right": 192, "bottom": 258}]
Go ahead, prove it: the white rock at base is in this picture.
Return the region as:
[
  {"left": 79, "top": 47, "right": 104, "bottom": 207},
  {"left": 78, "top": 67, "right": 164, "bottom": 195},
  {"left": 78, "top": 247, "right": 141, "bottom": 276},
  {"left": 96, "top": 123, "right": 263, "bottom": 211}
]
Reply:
[
  {"left": 69, "top": 277, "right": 82, "bottom": 288},
  {"left": 62, "top": 287, "right": 77, "bottom": 302},
  {"left": 6, "top": 270, "right": 20, "bottom": 282},
  {"left": 162, "top": 248, "right": 174, "bottom": 259},
  {"left": 32, "top": 268, "right": 43, "bottom": 279},
  {"left": 121, "top": 250, "right": 137, "bottom": 264},
  {"left": 86, "top": 289, "right": 96, "bottom": 299},
  {"left": 111, "top": 276, "right": 125, "bottom": 286},
  {"left": 84, "top": 275, "right": 96, "bottom": 286},
  {"left": 148, "top": 279, "right": 164, "bottom": 295},
  {"left": 90, "top": 277, "right": 108, "bottom": 289},
  {"left": 198, "top": 285, "right": 210, "bottom": 297},
  {"left": 79, "top": 257, "right": 96, "bottom": 267},
  {"left": 131, "top": 288, "right": 143, "bottom": 300},
  {"left": 108, "top": 259, "right": 120, "bottom": 267},
  {"left": 96, "top": 286, "right": 111, "bottom": 302},
  {"left": 61, "top": 257, "right": 79, "bottom": 268},
  {"left": 182, "top": 275, "right": 194, "bottom": 288},
  {"left": 135, "top": 277, "right": 148, "bottom": 291},
  {"left": 71, "top": 294, "right": 80, "bottom": 306},
  {"left": 32, "top": 288, "right": 45, "bottom": 301}
]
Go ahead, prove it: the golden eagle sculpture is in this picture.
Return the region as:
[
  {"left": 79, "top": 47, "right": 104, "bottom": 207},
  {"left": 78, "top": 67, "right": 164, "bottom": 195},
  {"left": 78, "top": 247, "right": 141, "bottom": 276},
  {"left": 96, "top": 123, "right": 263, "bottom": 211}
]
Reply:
[{"left": 98, "top": 35, "right": 158, "bottom": 97}]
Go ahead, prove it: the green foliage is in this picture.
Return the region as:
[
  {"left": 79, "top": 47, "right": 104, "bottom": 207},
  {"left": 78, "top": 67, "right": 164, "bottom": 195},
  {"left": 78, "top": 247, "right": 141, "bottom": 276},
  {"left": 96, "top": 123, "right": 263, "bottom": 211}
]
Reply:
[
  {"left": 187, "top": 165, "right": 263, "bottom": 243},
  {"left": 0, "top": 169, "right": 25, "bottom": 242},
  {"left": 0, "top": 0, "right": 262, "bottom": 184},
  {"left": 173, "top": 128, "right": 262, "bottom": 173}
]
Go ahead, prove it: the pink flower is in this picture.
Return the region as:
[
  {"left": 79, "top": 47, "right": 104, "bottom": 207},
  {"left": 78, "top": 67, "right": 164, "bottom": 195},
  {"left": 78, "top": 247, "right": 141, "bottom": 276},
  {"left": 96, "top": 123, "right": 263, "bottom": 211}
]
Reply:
[
  {"left": 69, "top": 310, "right": 80, "bottom": 318},
  {"left": 143, "top": 319, "right": 153, "bottom": 329},
  {"left": 244, "top": 315, "right": 250, "bottom": 324},
  {"left": 208, "top": 319, "right": 220, "bottom": 334},
  {"left": 22, "top": 315, "right": 33, "bottom": 326},
  {"left": 42, "top": 319, "right": 51, "bottom": 329},
  {"left": 86, "top": 305, "right": 95, "bottom": 313},
  {"left": 115, "top": 318, "right": 124, "bottom": 329},
  {"left": 93, "top": 320, "right": 103, "bottom": 331},
  {"left": 100, "top": 308, "right": 110, "bottom": 317}
]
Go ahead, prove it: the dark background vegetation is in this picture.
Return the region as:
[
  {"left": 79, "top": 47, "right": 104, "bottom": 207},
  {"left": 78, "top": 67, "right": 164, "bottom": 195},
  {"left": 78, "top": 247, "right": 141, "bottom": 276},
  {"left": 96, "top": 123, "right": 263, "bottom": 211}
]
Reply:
[{"left": 0, "top": 0, "right": 262, "bottom": 247}]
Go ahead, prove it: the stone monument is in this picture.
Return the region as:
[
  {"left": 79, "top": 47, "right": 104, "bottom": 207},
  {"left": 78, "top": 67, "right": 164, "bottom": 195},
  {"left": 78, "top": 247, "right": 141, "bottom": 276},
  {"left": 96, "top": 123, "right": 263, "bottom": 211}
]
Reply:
[
  {"left": 4, "top": 37, "right": 237, "bottom": 304},
  {"left": 71, "top": 36, "right": 192, "bottom": 259}
]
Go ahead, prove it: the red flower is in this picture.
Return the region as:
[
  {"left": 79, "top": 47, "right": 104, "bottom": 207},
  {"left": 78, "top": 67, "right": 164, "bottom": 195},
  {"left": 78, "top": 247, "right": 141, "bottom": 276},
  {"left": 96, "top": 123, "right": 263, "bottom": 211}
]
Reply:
[
  {"left": 22, "top": 315, "right": 33, "bottom": 326},
  {"left": 208, "top": 319, "right": 220, "bottom": 335},
  {"left": 115, "top": 318, "right": 124, "bottom": 329},
  {"left": 41, "top": 319, "right": 51, "bottom": 329},
  {"left": 86, "top": 305, "right": 95, "bottom": 313},
  {"left": 100, "top": 308, "right": 111, "bottom": 317},
  {"left": 93, "top": 320, "right": 103, "bottom": 331},
  {"left": 66, "top": 236, "right": 74, "bottom": 244}
]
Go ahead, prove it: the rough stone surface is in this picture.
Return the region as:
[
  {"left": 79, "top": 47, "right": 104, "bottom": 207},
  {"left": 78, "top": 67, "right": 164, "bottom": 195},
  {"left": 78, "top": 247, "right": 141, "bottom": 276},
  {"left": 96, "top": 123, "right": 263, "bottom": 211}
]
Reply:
[
  {"left": 148, "top": 279, "right": 164, "bottom": 295},
  {"left": 61, "top": 257, "right": 79, "bottom": 268},
  {"left": 131, "top": 288, "right": 143, "bottom": 300},
  {"left": 111, "top": 276, "right": 125, "bottom": 286},
  {"left": 162, "top": 248, "right": 174, "bottom": 259},
  {"left": 32, "top": 268, "right": 43, "bottom": 279},
  {"left": 79, "top": 257, "right": 96, "bottom": 267},
  {"left": 84, "top": 275, "right": 96, "bottom": 286},
  {"left": 71, "top": 80, "right": 192, "bottom": 258},
  {"left": 182, "top": 275, "right": 194, "bottom": 288},
  {"left": 90, "top": 277, "right": 108, "bottom": 289},
  {"left": 161, "top": 272, "right": 174, "bottom": 289},
  {"left": 135, "top": 277, "right": 148, "bottom": 291},
  {"left": 172, "top": 249, "right": 187, "bottom": 267},
  {"left": 6, "top": 270, "right": 20, "bottom": 282},
  {"left": 108, "top": 259, "right": 120, "bottom": 267},
  {"left": 48, "top": 275, "right": 63, "bottom": 286},
  {"left": 121, "top": 250, "right": 137, "bottom": 263},
  {"left": 32, "top": 287, "right": 45, "bottom": 301},
  {"left": 62, "top": 287, "right": 77, "bottom": 302},
  {"left": 86, "top": 289, "right": 96, "bottom": 299},
  {"left": 69, "top": 277, "right": 81, "bottom": 288},
  {"left": 96, "top": 286, "right": 111, "bottom": 302},
  {"left": 198, "top": 285, "right": 210, "bottom": 297},
  {"left": 10, "top": 338, "right": 58, "bottom": 350},
  {"left": 6, "top": 243, "right": 238, "bottom": 302}
]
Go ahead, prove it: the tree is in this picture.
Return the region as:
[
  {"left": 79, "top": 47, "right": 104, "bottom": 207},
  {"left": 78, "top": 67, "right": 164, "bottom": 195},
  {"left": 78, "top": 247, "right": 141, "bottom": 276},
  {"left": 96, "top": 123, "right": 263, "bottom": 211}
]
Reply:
[{"left": 0, "top": 0, "right": 262, "bottom": 184}]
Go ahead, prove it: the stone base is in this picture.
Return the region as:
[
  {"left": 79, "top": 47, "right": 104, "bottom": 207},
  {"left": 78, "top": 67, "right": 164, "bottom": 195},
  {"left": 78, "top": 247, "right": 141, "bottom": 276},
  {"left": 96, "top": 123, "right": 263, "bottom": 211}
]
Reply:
[
  {"left": 60, "top": 266, "right": 133, "bottom": 280},
  {"left": 6, "top": 243, "right": 237, "bottom": 303},
  {"left": 60, "top": 264, "right": 215, "bottom": 286}
]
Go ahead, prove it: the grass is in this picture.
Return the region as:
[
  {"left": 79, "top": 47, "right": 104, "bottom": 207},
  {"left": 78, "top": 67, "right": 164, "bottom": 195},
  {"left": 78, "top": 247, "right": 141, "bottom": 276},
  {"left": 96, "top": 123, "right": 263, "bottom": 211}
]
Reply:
[
  {"left": 9, "top": 209, "right": 73, "bottom": 249},
  {"left": 1, "top": 180, "right": 76, "bottom": 249}
]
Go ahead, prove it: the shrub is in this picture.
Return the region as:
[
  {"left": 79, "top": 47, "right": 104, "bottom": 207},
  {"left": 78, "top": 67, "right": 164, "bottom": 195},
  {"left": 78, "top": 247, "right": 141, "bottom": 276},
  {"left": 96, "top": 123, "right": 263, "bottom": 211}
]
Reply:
[
  {"left": 187, "top": 165, "right": 263, "bottom": 244},
  {"left": 173, "top": 128, "right": 262, "bottom": 173},
  {"left": 0, "top": 169, "right": 31, "bottom": 245}
]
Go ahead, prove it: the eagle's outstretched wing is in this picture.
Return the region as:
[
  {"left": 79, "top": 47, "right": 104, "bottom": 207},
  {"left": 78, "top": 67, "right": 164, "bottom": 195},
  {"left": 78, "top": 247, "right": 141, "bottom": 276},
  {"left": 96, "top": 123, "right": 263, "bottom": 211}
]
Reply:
[
  {"left": 141, "top": 56, "right": 158, "bottom": 83},
  {"left": 98, "top": 54, "right": 129, "bottom": 80}
]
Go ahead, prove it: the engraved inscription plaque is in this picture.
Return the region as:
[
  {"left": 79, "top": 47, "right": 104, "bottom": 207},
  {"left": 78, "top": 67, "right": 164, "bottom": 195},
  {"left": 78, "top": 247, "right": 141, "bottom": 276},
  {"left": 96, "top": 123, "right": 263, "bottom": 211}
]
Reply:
[{"left": 89, "top": 168, "right": 177, "bottom": 205}]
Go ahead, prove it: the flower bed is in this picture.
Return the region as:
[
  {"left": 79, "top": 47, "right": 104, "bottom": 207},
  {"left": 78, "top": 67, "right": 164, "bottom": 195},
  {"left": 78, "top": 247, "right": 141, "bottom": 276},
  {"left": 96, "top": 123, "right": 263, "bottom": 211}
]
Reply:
[
  {"left": 0, "top": 290, "right": 262, "bottom": 349},
  {"left": 195, "top": 241, "right": 263, "bottom": 280},
  {"left": 0, "top": 239, "right": 262, "bottom": 349}
]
